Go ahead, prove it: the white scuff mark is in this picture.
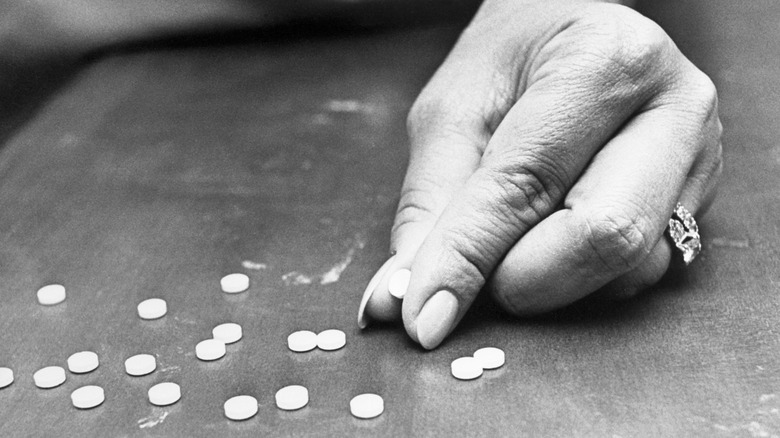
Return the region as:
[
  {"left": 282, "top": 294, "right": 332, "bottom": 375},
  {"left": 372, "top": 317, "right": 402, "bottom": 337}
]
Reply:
[
  {"left": 172, "top": 316, "right": 197, "bottom": 325},
  {"left": 242, "top": 260, "right": 268, "bottom": 270},
  {"left": 320, "top": 235, "right": 366, "bottom": 285},
  {"left": 743, "top": 421, "right": 771, "bottom": 438},
  {"left": 282, "top": 271, "right": 314, "bottom": 286},
  {"left": 138, "top": 411, "right": 169, "bottom": 429},
  {"left": 760, "top": 394, "right": 778, "bottom": 403},
  {"left": 710, "top": 237, "right": 750, "bottom": 248},
  {"left": 325, "top": 99, "right": 363, "bottom": 113},
  {"left": 159, "top": 365, "right": 180, "bottom": 373}
]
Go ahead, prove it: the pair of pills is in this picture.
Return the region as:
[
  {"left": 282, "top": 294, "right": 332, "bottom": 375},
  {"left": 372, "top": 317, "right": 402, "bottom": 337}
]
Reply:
[
  {"left": 218, "top": 386, "right": 307, "bottom": 422},
  {"left": 196, "top": 322, "right": 243, "bottom": 361},
  {"left": 287, "top": 329, "right": 346, "bottom": 352},
  {"left": 451, "top": 347, "right": 506, "bottom": 380},
  {"left": 33, "top": 350, "right": 100, "bottom": 390},
  {"left": 122, "top": 354, "right": 181, "bottom": 406}
]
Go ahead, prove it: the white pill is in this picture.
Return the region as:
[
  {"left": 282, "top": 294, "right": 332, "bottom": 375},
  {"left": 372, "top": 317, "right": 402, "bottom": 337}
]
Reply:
[
  {"left": 212, "top": 323, "right": 242, "bottom": 344},
  {"left": 33, "top": 366, "right": 67, "bottom": 389},
  {"left": 137, "top": 298, "right": 167, "bottom": 320},
  {"left": 196, "top": 339, "right": 226, "bottom": 361},
  {"left": 224, "top": 395, "right": 259, "bottom": 421},
  {"left": 317, "top": 329, "right": 346, "bottom": 351},
  {"left": 67, "top": 351, "right": 99, "bottom": 374},
  {"left": 287, "top": 330, "right": 318, "bottom": 353},
  {"left": 451, "top": 357, "right": 483, "bottom": 380},
  {"left": 350, "top": 393, "right": 384, "bottom": 419},
  {"left": 387, "top": 269, "right": 411, "bottom": 299},
  {"left": 275, "top": 385, "right": 308, "bottom": 411},
  {"left": 0, "top": 367, "right": 13, "bottom": 389},
  {"left": 71, "top": 385, "right": 105, "bottom": 409},
  {"left": 124, "top": 354, "right": 157, "bottom": 376},
  {"left": 220, "top": 273, "right": 249, "bottom": 293},
  {"left": 473, "top": 347, "right": 505, "bottom": 370},
  {"left": 37, "top": 284, "right": 66, "bottom": 306},
  {"left": 148, "top": 382, "right": 181, "bottom": 406}
]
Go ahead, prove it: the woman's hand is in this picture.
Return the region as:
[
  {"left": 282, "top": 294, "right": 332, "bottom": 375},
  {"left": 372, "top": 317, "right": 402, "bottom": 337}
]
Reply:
[{"left": 359, "top": 0, "right": 722, "bottom": 349}]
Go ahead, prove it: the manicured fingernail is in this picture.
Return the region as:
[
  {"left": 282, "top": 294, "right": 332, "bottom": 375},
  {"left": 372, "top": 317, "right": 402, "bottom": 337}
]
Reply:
[
  {"left": 387, "top": 269, "right": 411, "bottom": 299},
  {"left": 357, "top": 255, "right": 396, "bottom": 329},
  {"left": 416, "top": 290, "right": 459, "bottom": 350}
]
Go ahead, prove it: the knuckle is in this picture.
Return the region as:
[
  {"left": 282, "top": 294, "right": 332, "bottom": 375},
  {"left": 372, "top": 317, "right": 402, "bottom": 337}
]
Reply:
[
  {"left": 685, "top": 69, "right": 720, "bottom": 121},
  {"left": 573, "top": 7, "right": 670, "bottom": 90},
  {"left": 440, "top": 227, "right": 494, "bottom": 286},
  {"left": 482, "top": 153, "right": 569, "bottom": 232},
  {"left": 392, "top": 180, "right": 444, "bottom": 233},
  {"left": 580, "top": 208, "right": 653, "bottom": 275}
]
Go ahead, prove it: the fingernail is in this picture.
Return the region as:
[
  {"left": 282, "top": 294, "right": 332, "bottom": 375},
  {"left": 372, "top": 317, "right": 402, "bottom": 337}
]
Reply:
[
  {"left": 357, "top": 255, "right": 396, "bottom": 329},
  {"left": 416, "top": 290, "right": 459, "bottom": 350},
  {"left": 387, "top": 269, "right": 411, "bottom": 299}
]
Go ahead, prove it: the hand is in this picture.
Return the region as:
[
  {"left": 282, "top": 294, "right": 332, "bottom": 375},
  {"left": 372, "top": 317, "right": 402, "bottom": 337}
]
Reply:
[{"left": 359, "top": 0, "right": 722, "bottom": 349}]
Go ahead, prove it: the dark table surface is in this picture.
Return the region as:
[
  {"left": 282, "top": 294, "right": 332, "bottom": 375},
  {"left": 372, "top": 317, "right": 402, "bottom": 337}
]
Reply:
[{"left": 1, "top": 1, "right": 779, "bottom": 436}]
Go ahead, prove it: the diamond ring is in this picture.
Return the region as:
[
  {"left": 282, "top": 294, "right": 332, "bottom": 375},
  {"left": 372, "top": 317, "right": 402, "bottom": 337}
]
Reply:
[{"left": 668, "top": 203, "right": 701, "bottom": 265}]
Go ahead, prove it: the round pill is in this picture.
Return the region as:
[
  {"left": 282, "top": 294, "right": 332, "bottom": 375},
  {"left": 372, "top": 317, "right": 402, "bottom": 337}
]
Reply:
[
  {"left": 350, "top": 393, "right": 384, "bottom": 419},
  {"left": 287, "top": 330, "right": 318, "bottom": 353},
  {"left": 148, "top": 382, "right": 181, "bottom": 406},
  {"left": 224, "top": 395, "right": 259, "bottom": 421},
  {"left": 71, "top": 385, "right": 105, "bottom": 409},
  {"left": 37, "top": 284, "right": 66, "bottom": 306},
  {"left": 473, "top": 347, "right": 505, "bottom": 370},
  {"left": 137, "top": 298, "right": 167, "bottom": 320},
  {"left": 387, "top": 269, "right": 411, "bottom": 299},
  {"left": 0, "top": 367, "right": 14, "bottom": 389},
  {"left": 67, "top": 351, "right": 99, "bottom": 374},
  {"left": 212, "top": 323, "right": 242, "bottom": 344},
  {"left": 220, "top": 273, "right": 249, "bottom": 293},
  {"left": 196, "top": 339, "right": 226, "bottom": 361},
  {"left": 124, "top": 354, "right": 157, "bottom": 376},
  {"left": 316, "top": 329, "right": 346, "bottom": 351},
  {"left": 33, "top": 366, "right": 67, "bottom": 389},
  {"left": 451, "top": 357, "right": 483, "bottom": 380},
  {"left": 275, "top": 385, "right": 308, "bottom": 411}
]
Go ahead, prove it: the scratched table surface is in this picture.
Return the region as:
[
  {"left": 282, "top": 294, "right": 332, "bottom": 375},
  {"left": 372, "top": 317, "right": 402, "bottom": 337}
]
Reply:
[{"left": 1, "top": 1, "right": 779, "bottom": 437}]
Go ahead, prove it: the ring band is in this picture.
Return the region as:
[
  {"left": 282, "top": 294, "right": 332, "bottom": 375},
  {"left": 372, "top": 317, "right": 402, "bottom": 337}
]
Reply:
[{"left": 668, "top": 203, "right": 701, "bottom": 265}]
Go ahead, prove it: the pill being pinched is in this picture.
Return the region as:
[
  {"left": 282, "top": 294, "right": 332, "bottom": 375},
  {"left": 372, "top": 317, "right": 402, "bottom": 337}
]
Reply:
[
  {"left": 212, "top": 323, "right": 242, "bottom": 344},
  {"left": 220, "top": 273, "right": 249, "bottom": 293},
  {"left": 275, "top": 385, "right": 308, "bottom": 411},
  {"left": 196, "top": 339, "right": 226, "bottom": 361},
  {"left": 137, "top": 298, "right": 167, "bottom": 320},
  {"left": 71, "top": 385, "right": 105, "bottom": 409},
  {"left": 473, "top": 347, "right": 505, "bottom": 370},
  {"left": 148, "top": 382, "right": 181, "bottom": 406},
  {"left": 451, "top": 357, "right": 483, "bottom": 381},
  {"left": 387, "top": 269, "right": 411, "bottom": 299},
  {"left": 287, "top": 330, "right": 318, "bottom": 353},
  {"left": 125, "top": 354, "right": 157, "bottom": 376},
  {"left": 350, "top": 393, "right": 384, "bottom": 419},
  {"left": 0, "top": 367, "right": 13, "bottom": 389},
  {"left": 224, "top": 395, "right": 259, "bottom": 421},
  {"left": 37, "top": 284, "right": 66, "bottom": 306},
  {"left": 34, "top": 366, "right": 67, "bottom": 389},
  {"left": 317, "top": 329, "right": 346, "bottom": 351},
  {"left": 67, "top": 351, "right": 99, "bottom": 374}
]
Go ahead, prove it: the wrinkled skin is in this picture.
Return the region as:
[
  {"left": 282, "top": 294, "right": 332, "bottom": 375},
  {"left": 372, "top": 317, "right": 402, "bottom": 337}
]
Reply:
[{"left": 364, "top": 0, "right": 723, "bottom": 350}]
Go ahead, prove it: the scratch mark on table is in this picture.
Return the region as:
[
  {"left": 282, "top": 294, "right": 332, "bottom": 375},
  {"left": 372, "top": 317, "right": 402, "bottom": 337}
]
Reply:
[
  {"left": 710, "top": 237, "right": 751, "bottom": 248},
  {"left": 282, "top": 271, "right": 314, "bottom": 286},
  {"left": 242, "top": 260, "right": 268, "bottom": 270},
  {"left": 320, "top": 234, "right": 366, "bottom": 285},
  {"left": 138, "top": 411, "right": 169, "bottom": 429}
]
